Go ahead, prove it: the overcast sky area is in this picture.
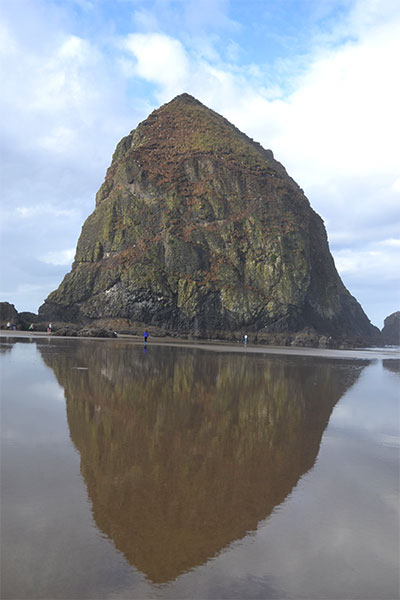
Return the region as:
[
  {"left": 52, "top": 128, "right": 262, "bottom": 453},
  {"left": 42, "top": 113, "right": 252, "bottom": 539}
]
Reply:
[{"left": 0, "top": 0, "right": 399, "bottom": 328}]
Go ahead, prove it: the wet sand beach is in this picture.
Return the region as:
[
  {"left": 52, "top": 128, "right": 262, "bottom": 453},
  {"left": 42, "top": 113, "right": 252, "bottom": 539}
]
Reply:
[
  {"left": 2, "top": 329, "right": 399, "bottom": 361},
  {"left": 1, "top": 332, "right": 399, "bottom": 598}
]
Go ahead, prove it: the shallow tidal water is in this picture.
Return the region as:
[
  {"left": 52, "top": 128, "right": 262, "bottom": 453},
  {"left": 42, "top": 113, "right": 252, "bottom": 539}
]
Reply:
[{"left": 0, "top": 335, "right": 399, "bottom": 600}]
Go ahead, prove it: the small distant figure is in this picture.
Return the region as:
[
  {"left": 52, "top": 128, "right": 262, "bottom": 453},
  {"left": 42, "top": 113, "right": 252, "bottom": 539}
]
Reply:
[
  {"left": 6, "top": 322, "right": 10, "bottom": 330},
  {"left": 12, "top": 322, "right": 16, "bottom": 330},
  {"left": 28, "top": 323, "right": 34, "bottom": 331},
  {"left": 47, "top": 323, "right": 52, "bottom": 333},
  {"left": 144, "top": 330, "right": 149, "bottom": 344},
  {"left": 244, "top": 334, "right": 248, "bottom": 345}
]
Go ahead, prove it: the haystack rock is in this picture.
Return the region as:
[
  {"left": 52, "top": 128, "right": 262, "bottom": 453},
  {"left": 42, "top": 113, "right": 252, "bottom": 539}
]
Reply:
[{"left": 39, "top": 94, "right": 379, "bottom": 343}]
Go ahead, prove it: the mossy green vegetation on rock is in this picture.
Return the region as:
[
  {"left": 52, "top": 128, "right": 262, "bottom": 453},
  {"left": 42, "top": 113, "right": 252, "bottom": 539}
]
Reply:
[{"left": 39, "top": 94, "right": 379, "bottom": 343}]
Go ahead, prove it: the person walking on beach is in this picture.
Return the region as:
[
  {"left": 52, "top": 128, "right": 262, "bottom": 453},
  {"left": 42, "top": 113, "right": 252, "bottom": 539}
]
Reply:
[
  {"left": 28, "top": 323, "right": 34, "bottom": 331},
  {"left": 144, "top": 330, "right": 149, "bottom": 344},
  {"left": 244, "top": 334, "right": 248, "bottom": 345}
]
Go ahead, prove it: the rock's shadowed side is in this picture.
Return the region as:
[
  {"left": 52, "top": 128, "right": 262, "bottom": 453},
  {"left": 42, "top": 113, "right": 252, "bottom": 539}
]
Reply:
[
  {"left": 39, "top": 94, "right": 379, "bottom": 343},
  {"left": 381, "top": 311, "right": 400, "bottom": 345}
]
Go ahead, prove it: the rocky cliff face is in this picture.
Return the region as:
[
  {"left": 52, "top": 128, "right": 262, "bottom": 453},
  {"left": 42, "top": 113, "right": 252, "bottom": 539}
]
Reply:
[{"left": 39, "top": 94, "right": 379, "bottom": 342}]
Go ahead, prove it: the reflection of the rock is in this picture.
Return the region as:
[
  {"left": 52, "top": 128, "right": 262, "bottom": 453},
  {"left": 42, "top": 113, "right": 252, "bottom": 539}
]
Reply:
[
  {"left": 0, "top": 336, "right": 34, "bottom": 353},
  {"left": 39, "top": 340, "right": 364, "bottom": 584},
  {"left": 0, "top": 341, "right": 13, "bottom": 354},
  {"left": 383, "top": 359, "right": 400, "bottom": 374}
]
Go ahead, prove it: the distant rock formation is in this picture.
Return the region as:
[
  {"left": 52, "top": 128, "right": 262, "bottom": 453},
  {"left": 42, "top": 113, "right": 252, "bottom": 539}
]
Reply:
[
  {"left": 381, "top": 311, "right": 400, "bottom": 345},
  {"left": 39, "top": 94, "right": 380, "bottom": 344},
  {"left": 0, "top": 302, "right": 115, "bottom": 337},
  {"left": 0, "top": 302, "right": 18, "bottom": 326},
  {"left": 0, "top": 302, "right": 38, "bottom": 329}
]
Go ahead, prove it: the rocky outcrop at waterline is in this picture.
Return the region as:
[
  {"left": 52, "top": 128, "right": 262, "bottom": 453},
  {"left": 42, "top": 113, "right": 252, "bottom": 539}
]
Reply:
[
  {"left": 381, "top": 311, "right": 400, "bottom": 345},
  {"left": 38, "top": 94, "right": 380, "bottom": 344},
  {"left": 0, "top": 302, "right": 18, "bottom": 326},
  {"left": 0, "top": 303, "right": 116, "bottom": 337},
  {"left": 0, "top": 302, "right": 39, "bottom": 330}
]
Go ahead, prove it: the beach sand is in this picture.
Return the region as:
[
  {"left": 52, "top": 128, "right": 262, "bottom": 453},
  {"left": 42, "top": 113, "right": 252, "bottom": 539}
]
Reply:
[{"left": 1, "top": 330, "right": 399, "bottom": 361}]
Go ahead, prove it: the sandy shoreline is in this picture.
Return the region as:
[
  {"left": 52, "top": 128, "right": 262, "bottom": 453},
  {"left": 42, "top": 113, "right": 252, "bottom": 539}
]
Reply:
[{"left": 1, "top": 330, "right": 399, "bottom": 361}]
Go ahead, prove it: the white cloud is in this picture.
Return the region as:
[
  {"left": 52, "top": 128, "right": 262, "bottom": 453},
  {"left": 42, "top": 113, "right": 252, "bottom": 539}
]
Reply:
[
  {"left": 40, "top": 249, "right": 75, "bottom": 266},
  {"left": 285, "top": 27, "right": 399, "bottom": 183},
  {"left": 334, "top": 247, "right": 398, "bottom": 281},
  {"left": 392, "top": 178, "right": 400, "bottom": 193},
  {"left": 379, "top": 238, "right": 400, "bottom": 248},
  {"left": 346, "top": 0, "right": 400, "bottom": 34},
  {"left": 16, "top": 283, "right": 50, "bottom": 294},
  {"left": 39, "top": 126, "right": 77, "bottom": 152},
  {"left": 123, "top": 33, "right": 190, "bottom": 96},
  {"left": 0, "top": 18, "right": 16, "bottom": 53},
  {"left": 15, "top": 206, "right": 78, "bottom": 220}
]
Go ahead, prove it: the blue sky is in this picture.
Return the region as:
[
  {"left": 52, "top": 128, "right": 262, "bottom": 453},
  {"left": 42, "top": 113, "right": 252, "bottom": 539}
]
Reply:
[{"left": 0, "top": 0, "right": 399, "bottom": 328}]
